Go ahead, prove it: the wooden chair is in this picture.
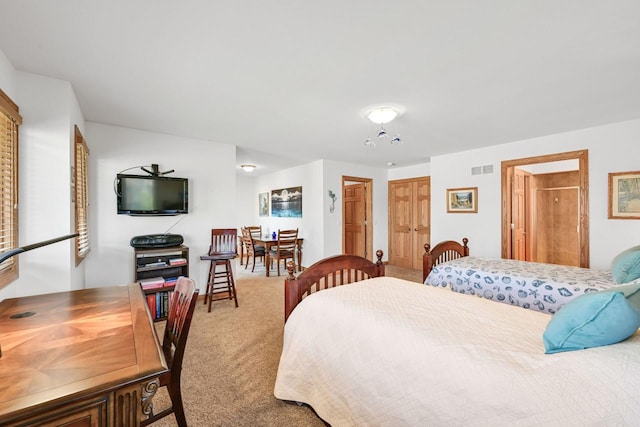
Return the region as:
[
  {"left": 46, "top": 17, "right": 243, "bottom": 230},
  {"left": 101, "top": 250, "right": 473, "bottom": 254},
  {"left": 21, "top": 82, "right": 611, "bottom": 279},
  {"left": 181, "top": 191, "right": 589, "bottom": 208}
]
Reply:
[
  {"left": 246, "top": 225, "right": 262, "bottom": 239},
  {"left": 241, "top": 225, "right": 262, "bottom": 265},
  {"left": 241, "top": 227, "right": 266, "bottom": 272},
  {"left": 422, "top": 237, "right": 469, "bottom": 282},
  {"left": 141, "top": 276, "right": 199, "bottom": 427},
  {"left": 199, "top": 228, "right": 239, "bottom": 312},
  {"left": 269, "top": 228, "right": 298, "bottom": 276}
]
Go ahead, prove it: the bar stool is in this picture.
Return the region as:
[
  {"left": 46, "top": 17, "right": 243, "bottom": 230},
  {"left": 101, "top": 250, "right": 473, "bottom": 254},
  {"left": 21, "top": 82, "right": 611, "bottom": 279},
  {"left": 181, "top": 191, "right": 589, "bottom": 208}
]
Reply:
[{"left": 200, "top": 228, "right": 239, "bottom": 312}]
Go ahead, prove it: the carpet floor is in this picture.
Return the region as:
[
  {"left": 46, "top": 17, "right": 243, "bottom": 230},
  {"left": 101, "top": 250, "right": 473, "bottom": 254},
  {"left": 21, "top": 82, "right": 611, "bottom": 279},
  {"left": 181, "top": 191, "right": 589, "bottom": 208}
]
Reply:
[{"left": 151, "top": 260, "right": 422, "bottom": 426}]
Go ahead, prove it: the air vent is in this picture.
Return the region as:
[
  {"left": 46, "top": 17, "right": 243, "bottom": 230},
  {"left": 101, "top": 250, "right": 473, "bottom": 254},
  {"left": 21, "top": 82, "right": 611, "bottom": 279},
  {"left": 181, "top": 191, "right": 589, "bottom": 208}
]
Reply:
[{"left": 472, "top": 164, "right": 494, "bottom": 175}]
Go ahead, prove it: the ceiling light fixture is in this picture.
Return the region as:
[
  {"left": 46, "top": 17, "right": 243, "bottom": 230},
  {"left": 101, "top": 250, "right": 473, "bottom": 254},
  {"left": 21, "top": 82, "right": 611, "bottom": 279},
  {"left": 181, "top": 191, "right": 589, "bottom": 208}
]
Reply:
[
  {"left": 363, "top": 105, "right": 404, "bottom": 148},
  {"left": 240, "top": 164, "right": 256, "bottom": 172},
  {"left": 366, "top": 107, "right": 398, "bottom": 125}
]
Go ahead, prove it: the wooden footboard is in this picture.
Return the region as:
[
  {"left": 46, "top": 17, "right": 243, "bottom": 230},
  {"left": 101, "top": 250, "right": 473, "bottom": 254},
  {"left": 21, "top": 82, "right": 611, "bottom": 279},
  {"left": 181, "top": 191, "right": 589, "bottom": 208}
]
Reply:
[
  {"left": 284, "top": 250, "right": 385, "bottom": 321},
  {"left": 422, "top": 238, "right": 469, "bottom": 282}
]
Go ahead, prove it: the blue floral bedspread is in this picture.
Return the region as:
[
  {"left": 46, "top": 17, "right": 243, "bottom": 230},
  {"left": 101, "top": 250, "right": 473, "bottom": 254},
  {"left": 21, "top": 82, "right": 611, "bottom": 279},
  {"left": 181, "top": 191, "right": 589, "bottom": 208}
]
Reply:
[{"left": 424, "top": 256, "right": 615, "bottom": 314}]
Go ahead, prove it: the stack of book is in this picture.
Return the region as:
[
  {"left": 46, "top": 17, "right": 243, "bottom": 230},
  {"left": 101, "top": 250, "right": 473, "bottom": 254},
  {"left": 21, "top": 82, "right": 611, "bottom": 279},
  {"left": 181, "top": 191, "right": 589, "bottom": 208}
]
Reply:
[
  {"left": 165, "top": 277, "right": 179, "bottom": 287},
  {"left": 139, "top": 276, "right": 165, "bottom": 290},
  {"left": 169, "top": 257, "right": 187, "bottom": 266},
  {"left": 146, "top": 291, "right": 174, "bottom": 320}
]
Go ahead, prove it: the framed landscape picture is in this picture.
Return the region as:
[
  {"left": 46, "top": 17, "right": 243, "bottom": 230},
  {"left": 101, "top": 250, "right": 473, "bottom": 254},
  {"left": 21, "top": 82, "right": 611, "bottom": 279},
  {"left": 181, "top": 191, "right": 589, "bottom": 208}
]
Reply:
[
  {"left": 271, "top": 186, "right": 302, "bottom": 217},
  {"left": 447, "top": 187, "right": 478, "bottom": 213},
  {"left": 608, "top": 171, "right": 640, "bottom": 219},
  {"left": 259, "top": 192, "right": 269, "bottom": 217}
]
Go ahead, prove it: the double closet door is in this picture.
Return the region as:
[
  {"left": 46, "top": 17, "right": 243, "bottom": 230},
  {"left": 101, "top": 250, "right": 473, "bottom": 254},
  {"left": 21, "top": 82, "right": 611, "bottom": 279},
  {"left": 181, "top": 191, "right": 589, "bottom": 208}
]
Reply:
[{"left": 388, "top": 177, "right": 430, "bottom": 270}]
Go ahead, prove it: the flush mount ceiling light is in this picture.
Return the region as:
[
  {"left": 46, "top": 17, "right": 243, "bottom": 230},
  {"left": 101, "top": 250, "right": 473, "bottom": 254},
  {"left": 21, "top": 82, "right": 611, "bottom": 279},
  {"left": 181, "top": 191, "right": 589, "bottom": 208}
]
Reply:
[
  {"left": 363, "top": 105, "right": 405, "bottom": 149},
  {"left": 366, "top": 107, "right": 399, "bottom": 125},
  {"left": 240, "top": 164, "right": 256, "bottom": 172}
]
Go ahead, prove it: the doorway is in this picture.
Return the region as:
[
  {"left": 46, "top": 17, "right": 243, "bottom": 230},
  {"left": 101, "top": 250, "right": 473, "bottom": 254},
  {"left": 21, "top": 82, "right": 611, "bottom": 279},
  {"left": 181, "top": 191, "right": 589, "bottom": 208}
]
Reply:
[
  {"left": 342, "top": 176, "right": 373, "bottom": 260},
  {"left": 388, "top": 177, "right": 431, "bottom": 270},
  {"left": 501, "top": 150, "right": 589, "bottom": 267}
]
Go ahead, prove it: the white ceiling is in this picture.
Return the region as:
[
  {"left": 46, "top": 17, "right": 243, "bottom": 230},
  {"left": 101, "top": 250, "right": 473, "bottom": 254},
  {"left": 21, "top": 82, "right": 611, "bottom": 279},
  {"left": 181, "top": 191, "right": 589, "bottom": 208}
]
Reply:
[{"left": 1, "top": 1, "right": 640, "bottom": 176}]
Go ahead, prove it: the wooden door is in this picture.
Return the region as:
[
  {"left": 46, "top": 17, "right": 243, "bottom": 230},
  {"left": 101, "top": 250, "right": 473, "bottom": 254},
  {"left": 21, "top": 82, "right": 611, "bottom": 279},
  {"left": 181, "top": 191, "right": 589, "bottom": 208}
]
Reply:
[
  {"left": 512, "top": 168, "right": 529, "bottom": 260},
  {"left": 535, "top": 187, "right": 579, "bottom": 266},
  {"left": 389, "top": 181, "right": 412, "bottom": 268},
  {"left": 388, "top": 177, "right": 430, "bottom": 269},
  {"left": 413, "top": 178, "right": 431, "bottom": 269},
  {"left": 344, "top": 183, "right": 366, "bottom": 258}
]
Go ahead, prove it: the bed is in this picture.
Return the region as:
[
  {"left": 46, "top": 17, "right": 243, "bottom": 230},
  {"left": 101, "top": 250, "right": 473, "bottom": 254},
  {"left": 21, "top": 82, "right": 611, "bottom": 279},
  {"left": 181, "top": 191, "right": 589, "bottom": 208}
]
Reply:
[
  {"left": 274, "top": 250, "right": 640, "bottom": 426},
  {"left": 423, "top": 238, "right": 621, "bottom": 314}
]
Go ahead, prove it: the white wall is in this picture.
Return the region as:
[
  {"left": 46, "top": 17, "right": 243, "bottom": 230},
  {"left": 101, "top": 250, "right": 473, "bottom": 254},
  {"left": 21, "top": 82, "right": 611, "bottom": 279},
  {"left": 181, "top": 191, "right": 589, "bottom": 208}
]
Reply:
[
  {"left": 0, "top": 49, "right": 17, "bottom": 99},
  {"left": 245, "top": 159, "right": 389, "bottom": 268},
  {"left": 388, "top": 162, "right": 431, "bottom": 181},
  {"left": 0, "top": 68, "right": 80, "bottom": 300},
  {"left": 322, "top": 160, "right": 389, "bottom": 262},
  {"left": 84, "top": 123, "right": 236, "bottom": 293},
  {"left": 430, "top": 118, "right": 640, "bottom": 270},
  {"left": 251, "top": 161, "right": 323, "bottom": 267},
  {"left": 236, "top": 174, "right": 256, "bottom": 230}
]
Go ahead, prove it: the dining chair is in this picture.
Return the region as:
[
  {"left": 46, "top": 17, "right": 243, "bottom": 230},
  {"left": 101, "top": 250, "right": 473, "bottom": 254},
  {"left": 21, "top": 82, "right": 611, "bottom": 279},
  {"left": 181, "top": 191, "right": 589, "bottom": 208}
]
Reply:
[
  {"left": 246, "top": 225, "right": 262, "bottom": 239},
  {"left": 242, "top": 225, "right": 262, "bottom": 265},
  {"left": 141, "top": 276, "right": 199, "bottom": 427},
  {"left": 199, "top": 228, "right": 238, "bottom": 312},
  {"left": 269, "top": 228, "right": 298, "bottom": 276},
  {"left": 241, "top": 227, "right": 266, "bottom": 272}
]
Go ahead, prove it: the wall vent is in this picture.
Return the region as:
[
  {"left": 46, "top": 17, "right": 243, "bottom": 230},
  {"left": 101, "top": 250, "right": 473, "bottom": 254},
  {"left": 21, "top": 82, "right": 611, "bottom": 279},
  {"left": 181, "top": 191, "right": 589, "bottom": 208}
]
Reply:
[
  {"left": 472, "top": 165, "right": 494, "bottom": 175},
  {"left": 482, "top": 164, "right": 494, "bottom": 174}
]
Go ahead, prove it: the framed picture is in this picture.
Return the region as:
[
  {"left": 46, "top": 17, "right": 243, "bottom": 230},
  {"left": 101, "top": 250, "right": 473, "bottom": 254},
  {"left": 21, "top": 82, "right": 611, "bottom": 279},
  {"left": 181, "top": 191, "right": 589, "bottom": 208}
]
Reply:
[
  {"left": 271, "top": 186, "right": 302, "bottom": 217},
  {"left": 258, "top": 192, "right": 269, "bottom": 217},
  {"left": 447, "top": 187, "right": 478, "bottom": 213},
  {"left": 608, "top": 171, "right": 640, "bottom": 219}
]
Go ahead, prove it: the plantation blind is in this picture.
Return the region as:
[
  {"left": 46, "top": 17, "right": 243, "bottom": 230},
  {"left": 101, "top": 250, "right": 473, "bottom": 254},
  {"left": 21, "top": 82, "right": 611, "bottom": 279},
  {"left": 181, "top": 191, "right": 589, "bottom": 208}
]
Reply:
[
  {"left": 74, "top": 125, "right": 90, "bottom": 265},
  {"left": 0, "top": 89, "right": 21, "bottom": 287}
]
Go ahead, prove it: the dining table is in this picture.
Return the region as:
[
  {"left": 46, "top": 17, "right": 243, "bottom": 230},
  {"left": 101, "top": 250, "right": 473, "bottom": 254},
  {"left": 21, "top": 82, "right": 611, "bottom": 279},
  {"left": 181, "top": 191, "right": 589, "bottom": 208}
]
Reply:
[{"left": 245, "top": 236, "right": 304, "bottom": 277}]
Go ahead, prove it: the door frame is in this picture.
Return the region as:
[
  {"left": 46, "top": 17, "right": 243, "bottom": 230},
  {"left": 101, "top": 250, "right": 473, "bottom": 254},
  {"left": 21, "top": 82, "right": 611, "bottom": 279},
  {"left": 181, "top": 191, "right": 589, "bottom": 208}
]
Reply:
[
  {"left": 342, "top": 176, "right": 373, "bottom": 260},
  {"left": 501, "top": 149, "right": 589, "bottom": 267}
]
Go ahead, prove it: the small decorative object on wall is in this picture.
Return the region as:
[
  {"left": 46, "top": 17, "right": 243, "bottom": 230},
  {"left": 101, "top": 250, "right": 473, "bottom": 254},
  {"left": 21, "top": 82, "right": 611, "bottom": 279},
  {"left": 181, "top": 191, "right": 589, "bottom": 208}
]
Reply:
[
  {"left": 259, "top": 192, "right": 269, "bottom": 217},
  {"left": 271, "top": 186, "right": 302, "bottom": 218},
  {"left": 609, "top": 171, "right": 640, "bottom": 219},
  {"left": 328, "top": 190, "right": 337, "bottom": 213},
  {"left": 447, "top": 187, "right": 478, "bottom": 213}
]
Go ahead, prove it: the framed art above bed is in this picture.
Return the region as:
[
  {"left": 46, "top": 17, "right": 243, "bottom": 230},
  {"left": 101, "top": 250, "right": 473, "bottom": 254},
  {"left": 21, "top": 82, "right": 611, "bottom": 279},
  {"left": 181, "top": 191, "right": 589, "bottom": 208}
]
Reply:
[
  {"left": 446, "top": 187, "right": 477, "bottom": 213},
  {"left": 609, "top": 170, "right": 640, "bottom": 219}
]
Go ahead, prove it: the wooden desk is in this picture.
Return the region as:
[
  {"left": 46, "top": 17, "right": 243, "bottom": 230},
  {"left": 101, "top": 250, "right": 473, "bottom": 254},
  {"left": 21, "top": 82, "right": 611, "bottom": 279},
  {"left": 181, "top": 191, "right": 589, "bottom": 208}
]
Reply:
[
  {"left": 0, "top": 284, "right": 167, "bottom": 426},
  {"left": 252, "top": 237, "right": 304, "bottom": 277}
]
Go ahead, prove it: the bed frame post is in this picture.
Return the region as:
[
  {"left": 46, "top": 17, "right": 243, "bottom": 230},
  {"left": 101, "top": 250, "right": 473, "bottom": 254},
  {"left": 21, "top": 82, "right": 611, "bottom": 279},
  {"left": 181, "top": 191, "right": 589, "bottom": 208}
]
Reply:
[
  {"left": 422, "top": 238, "right": 469, "bottom": 282},
  {"left": 375, "top": 249, "right": 385, "bottom": 277},
  {"left": 284, "top": 261, "right": 299, "bottom": 322},
  {"left": 423, "top": 243, "right": 433, "bottom": 282}
]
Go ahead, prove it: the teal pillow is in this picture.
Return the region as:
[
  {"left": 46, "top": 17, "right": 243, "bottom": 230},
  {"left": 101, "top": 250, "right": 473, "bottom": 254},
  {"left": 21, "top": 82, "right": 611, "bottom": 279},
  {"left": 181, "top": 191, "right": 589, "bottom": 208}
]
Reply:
[
  {"left": 543, "top": 284, "right": 640, "bottom": 354},
  {"left": 607, "top": 281, "right": 640, "bottom": 309},
  {"left": 611, "top": 245, "right": 640, "bottom": 284}
]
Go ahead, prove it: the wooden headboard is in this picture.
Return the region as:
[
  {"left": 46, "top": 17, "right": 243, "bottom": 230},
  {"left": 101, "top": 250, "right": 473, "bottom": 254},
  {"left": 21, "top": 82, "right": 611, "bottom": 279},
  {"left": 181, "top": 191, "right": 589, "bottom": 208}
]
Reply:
[
  {"left": 284, "top": 250, "right": 385, "bottom": 321},
  {"left": 422, "top": 238, "right": 469, "bottom": 282}
]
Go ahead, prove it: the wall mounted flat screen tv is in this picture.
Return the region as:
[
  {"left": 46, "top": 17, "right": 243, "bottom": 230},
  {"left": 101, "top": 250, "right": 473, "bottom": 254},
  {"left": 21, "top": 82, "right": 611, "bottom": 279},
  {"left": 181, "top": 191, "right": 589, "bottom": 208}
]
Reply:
[{"left": 117, "top": 174, "right": 188, "bottom": 216}]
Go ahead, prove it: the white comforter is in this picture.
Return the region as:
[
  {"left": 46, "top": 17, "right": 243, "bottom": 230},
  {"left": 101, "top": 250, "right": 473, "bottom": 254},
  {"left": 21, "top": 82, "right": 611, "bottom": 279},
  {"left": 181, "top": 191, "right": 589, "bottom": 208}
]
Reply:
[{"left": 274, "top": 277, "right": 640, "bottom": 426}]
